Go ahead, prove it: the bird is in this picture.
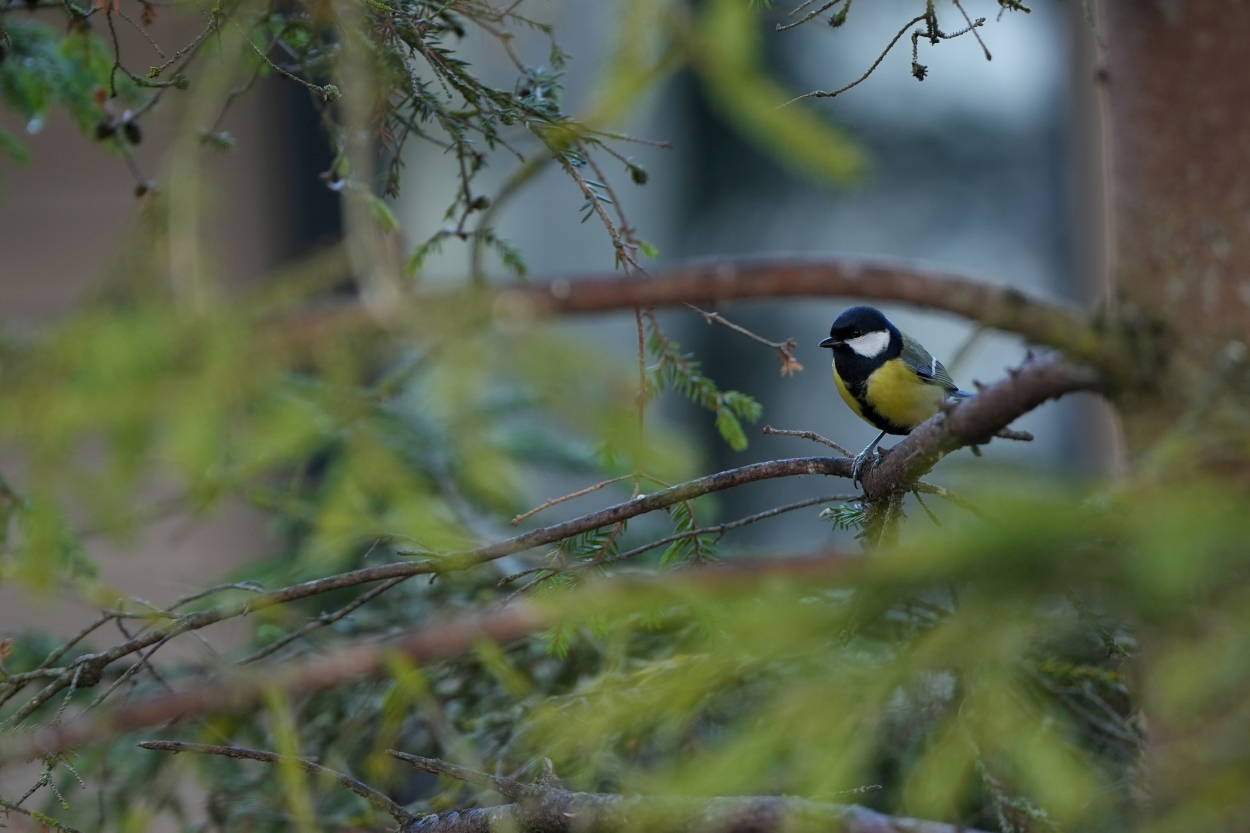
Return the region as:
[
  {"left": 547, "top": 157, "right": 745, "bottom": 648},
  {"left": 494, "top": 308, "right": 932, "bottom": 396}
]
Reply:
[{"left": 819, "top": 306, "right": 972, "bottom": 484}]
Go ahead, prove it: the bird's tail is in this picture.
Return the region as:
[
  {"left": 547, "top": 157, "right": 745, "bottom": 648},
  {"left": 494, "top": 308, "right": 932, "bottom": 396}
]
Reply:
[{"left": 949, "top": 389, "right": 975, "bottom": 400}]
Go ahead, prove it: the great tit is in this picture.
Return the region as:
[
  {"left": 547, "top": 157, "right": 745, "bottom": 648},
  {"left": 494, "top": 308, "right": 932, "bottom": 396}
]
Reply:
[{"left": 820, "top": 306, "right": 972, "bottom": 482}]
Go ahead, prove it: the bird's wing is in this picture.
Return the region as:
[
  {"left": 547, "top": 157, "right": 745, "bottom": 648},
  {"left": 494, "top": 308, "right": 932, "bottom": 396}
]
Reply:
[{"left": 900, "top": 332, "right": 959, "bottom": 393}]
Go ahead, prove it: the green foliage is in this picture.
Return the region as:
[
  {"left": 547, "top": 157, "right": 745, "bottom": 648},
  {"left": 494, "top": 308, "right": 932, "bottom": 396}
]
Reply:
[
  {"left": 660, "top": 501, "right": 716, "bottom": 565},
  {"left": 0, "top": 21, "right": 126, "bottom": 138},
  {"left": 645, "top": 317, "right": 762, "bottom": 452},
  {"left": 693, "top": 0, "right": 862, "bottom": 184},
  {"left": 592, "top": 0, "right": 861, "bottom": 189},
  {"left": 820, "top": 501, "right": 867, "bottom": 531}
]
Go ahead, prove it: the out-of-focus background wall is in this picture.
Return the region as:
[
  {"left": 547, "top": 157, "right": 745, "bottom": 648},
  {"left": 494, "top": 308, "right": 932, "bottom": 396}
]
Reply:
[{"left": 0, "top": 0, "right": 1100, "bottom": 630}]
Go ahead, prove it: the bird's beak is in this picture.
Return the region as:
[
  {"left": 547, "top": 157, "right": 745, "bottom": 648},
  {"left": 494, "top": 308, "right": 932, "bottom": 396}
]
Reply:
[{"left": 819, "top": 336, "right": 840, "bottom": 348}]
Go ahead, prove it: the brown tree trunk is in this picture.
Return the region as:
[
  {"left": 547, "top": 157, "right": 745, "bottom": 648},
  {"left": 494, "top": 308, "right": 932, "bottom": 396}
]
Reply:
[{"left": 1102, "top": 0, "right": 1250, "bottom": 453}]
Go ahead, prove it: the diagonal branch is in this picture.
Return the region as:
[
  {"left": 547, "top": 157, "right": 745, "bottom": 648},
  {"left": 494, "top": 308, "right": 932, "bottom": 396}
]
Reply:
[
  {"left": 0, "top": 605, "right": 547, "bottom": 769},
  {"left": 138, "top": 740, "right": 415, "bottom": 824},
  {"left": 0, "top": 458, "right": 852, "bottom": 725},
  {"left": 389, "top": 751, "right": 535, "bottom": 801},
  {"left": 1, "top": 554, "right": 870, "bottom": 768},
  {"left": 857, "top": 354, "right": 1103, "bottom": 498}
]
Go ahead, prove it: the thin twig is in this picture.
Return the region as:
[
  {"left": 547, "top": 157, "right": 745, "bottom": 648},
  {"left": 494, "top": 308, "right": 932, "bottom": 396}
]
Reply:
[
  {"left": 389, "top": 750, "right": 533, "bottom": 801},
  {"left": 237, "top": 576, "right": 410, "bottom": 665},
  {"left": 683, "top": 304, "right": 802, "bottom": 375},
  {"left": 511, "top": 476, "right": 634, "bottom": 526},
  {"left": 912, "top": 490, "right": 942, "bottom": 527},
  {"left": 138, "top": 740, "right": 415, "bottom": 824},
  {"left": 784, "top": 15, "right": 925, "bottom": 104},
  {"left": 553, "top": 149, "right": 641, "bottom": 275},
  {"left": 777, "top": 0, "right": 841, "bottom": 32},
  {"left": 951, "top": 0, "right": 991, "bottom": 60},
  {"left": 763, "top": 425, "right": 853, "bottom": 458},
  {"left": 945, "top": 326, "right": 986, "bottom": 378},
  {"left": 117, "top": 9, "right": 166, "bottom": 57},
  {"left": 146, "top": 12, "right": 219, "bottom": 80},
  {"left": 912, "top": 482, "right": 986, "bottom": 520},
  {"left": 635, "top": 304, "right": 648, "bottom": 460},
  {"left": 788, "top": 0, "right": 824, "bottom": 16},
  {"left": 582, "top": 494, "right": 863, "bottom": 571},
  {"left": 170, "top": 582, "right": 267, "bottom": 611},
  {"left": 246, "top": 38, "right": 337, "bottom": 100},
  {"left": 0, "top": 796, "right": 84, "bottom": 833},
  {"left": 82, "top": 637, "right": 171, "bottom": 713}
]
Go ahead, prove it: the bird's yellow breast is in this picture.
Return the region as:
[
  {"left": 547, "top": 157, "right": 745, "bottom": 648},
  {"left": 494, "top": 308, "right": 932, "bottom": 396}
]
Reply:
[
  {"left": 832, "top": 358, "right": 945, "bottom": 432},
  {"left": 865, "top": 359, "right": 946, "bottom": 429}
]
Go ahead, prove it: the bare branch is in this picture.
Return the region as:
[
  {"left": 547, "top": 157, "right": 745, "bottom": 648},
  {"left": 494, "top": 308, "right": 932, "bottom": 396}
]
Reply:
[
  {"left": 566, "top": 494, "right": 862, "bottom": 574},
  {"left": 777, "top": 0, "right": 843, "bottom": 32},
  {"left": 785, "top": 14, "right": 924, "bottom": 103},
  {"left": 2, "top": 555, "right": 870, "bottom": 766},
  {"left": 236, "top": 575, "right": 410, "bottom": 665},
  {"left": 682, "top": 303, "right": 803, "bottom": 375},
  {"left": 763, "top": 425, "right": 853, "bottom": 458},
  {"left": 0, "top": 605, "right": 546, "bottom": 768},
  {"left": 502, "top": 258, "right": 1101, "bottom": 365},
  {"left": 138, "top": 740, "right": 415, "bottom": 824},
  {"left": 390, "top": 750, "right": 534, "bottom": 801},
  {"left": 912, "top": 482, "right": 985, "bottom": 520},
  {"left": 512, "top": 476, "right": 635, "bottom": 526}
]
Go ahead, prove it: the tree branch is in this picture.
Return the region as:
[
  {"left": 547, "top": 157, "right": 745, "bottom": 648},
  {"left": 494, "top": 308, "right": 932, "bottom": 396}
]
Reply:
[
  {"left": 138, "top": 740, "right": 415, "bottom": 824},
  {"left": 389, "top": 751, "right": 535, "bottom": 801},
  {"left": 1, "top": 554, "right": 868, "bottom": 768},
  {"left": 503, "top": 257, "right": 1100, "bottom": 362},
  {"left": 0, "top": 458, "right": 852, "bottom": 725},
  {"left": 390, "top": 752, "right": 990, "bottom": 833},
  {"left": 857, "top": 354, "right": 1104, "bottom": 498},
  {"left": 0, "top": 605, "right": 546, "bottom": 769},
  {"left": 1, "top": 356, "right": 1098, "bottom": 734}
]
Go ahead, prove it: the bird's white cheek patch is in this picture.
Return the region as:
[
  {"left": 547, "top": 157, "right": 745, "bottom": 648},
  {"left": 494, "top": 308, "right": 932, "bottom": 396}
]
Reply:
[{"left": 846, "top": 330, "right": 890, "bottom": 358}]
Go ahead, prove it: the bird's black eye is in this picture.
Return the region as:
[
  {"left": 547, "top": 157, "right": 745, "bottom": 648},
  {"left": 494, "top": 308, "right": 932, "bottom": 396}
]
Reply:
[{"left": 850, "top": 329, "right": 862, "bottom": 338}]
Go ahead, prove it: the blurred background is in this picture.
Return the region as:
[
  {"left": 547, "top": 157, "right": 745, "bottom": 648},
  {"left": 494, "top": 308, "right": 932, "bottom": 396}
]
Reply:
[{"left": 0, "top": 0, "right": 1103, "bottom": 632}]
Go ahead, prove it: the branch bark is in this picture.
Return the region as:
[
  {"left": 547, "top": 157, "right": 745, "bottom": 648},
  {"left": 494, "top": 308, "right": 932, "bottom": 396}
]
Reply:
[
  {"left": 138, "top": 740, "right": 414, "bottom": 824},
  {"left": 858, "top": 355, "right": 1104, "bottom": 499},
  {"left": 501, "top": 257, "right": 1100, "bottom": 361}
]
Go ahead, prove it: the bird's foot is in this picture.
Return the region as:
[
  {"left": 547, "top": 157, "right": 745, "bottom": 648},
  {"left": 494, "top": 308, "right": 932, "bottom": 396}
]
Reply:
[{"left": 851, "top": 447, "right": 880, "bottom": 488}]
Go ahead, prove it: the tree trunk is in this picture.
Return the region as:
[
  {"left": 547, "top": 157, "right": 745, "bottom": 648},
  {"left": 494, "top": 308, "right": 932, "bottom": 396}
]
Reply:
[{"left": 1102, "top": 0, "right": 1250, "bottom": 453}]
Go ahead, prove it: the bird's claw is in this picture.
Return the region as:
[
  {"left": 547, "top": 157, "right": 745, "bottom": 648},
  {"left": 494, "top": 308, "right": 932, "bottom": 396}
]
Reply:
[{"left": 851, "top": 447, "right": 880, "bottom": 488}]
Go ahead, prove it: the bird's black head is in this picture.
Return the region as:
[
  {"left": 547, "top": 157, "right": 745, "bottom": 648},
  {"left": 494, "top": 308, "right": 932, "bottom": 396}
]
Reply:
[{"left": 819, "top": 306, "right": 900, "bottom": 360}]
